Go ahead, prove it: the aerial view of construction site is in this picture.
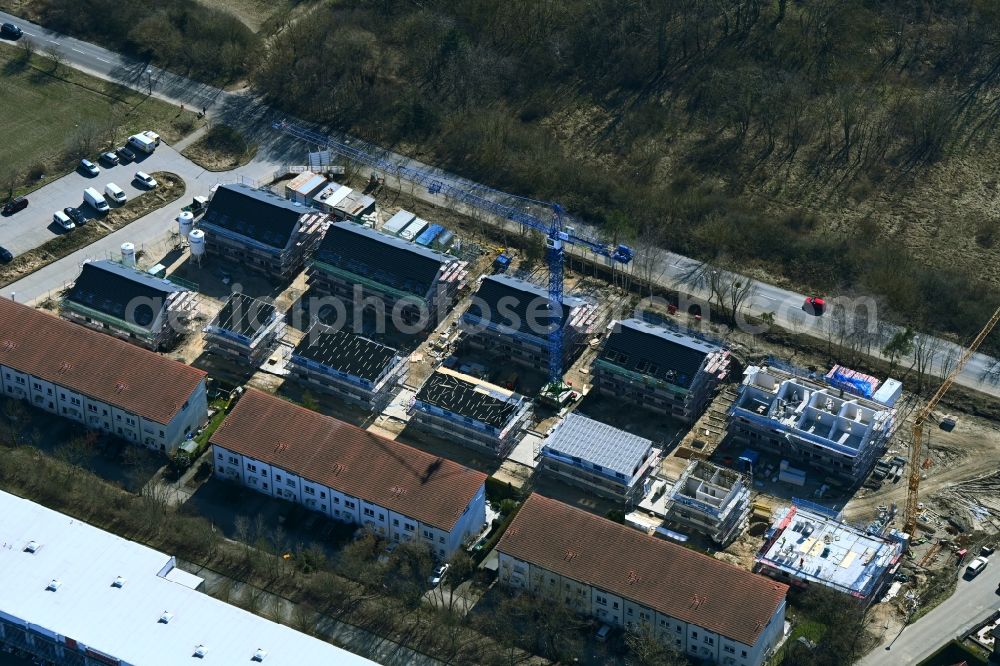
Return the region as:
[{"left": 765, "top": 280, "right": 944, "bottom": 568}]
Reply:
[{"left": 0, "top": 3, "right": 999, "bottom": 666}]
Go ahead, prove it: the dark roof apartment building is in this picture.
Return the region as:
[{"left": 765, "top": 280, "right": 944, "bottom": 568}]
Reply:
[
  {"left": 199, "top": 184, "right": 327, "bottom": 280},
  {"left": 308, "top": 222, "right": 467, "bottom": 332},
  {"left": 460, "top": 274, "right": 595, "bottom": 372},
  {"left": 62, "top": 260, "right": 196, "bottom": 350},
  {"left": 593, "top": 319, "right": 731, "bottom": 423}
]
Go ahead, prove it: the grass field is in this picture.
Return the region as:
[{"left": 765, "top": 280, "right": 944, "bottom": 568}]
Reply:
[{"left": 0, "top": 46, "right": 202, "bottom": 194}]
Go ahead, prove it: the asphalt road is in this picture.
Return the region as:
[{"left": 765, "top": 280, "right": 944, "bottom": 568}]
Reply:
[
  {"left": 859, "top": 559, "right": 1000, "bottom": 665},
  {"left": 2, "top": 9, "right": 1000, "bottom": 399}
]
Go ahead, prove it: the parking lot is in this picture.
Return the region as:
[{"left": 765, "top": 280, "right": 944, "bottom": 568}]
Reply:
[{"left": 0, "top": 143, "right": 202, "bottom": 258}]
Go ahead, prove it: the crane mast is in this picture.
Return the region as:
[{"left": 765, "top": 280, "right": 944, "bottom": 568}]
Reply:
[
  {"left": 904, "top": 306, "right": 1000, "bottom": 535},
  {"left": 271, "top": 120, "right": 634, "bottom": 395}
]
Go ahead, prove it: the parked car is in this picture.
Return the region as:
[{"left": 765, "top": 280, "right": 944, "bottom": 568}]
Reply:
[
  {"left": 105, "top": 183, "right": 127, "bottom": 205},
  {"left": 115, "top": 146, "right": 136, "bottom": 164},
  {"left": 99, "top": 151, "right": 119, "bottom": 166},
  {"left": 2, "top": 197, "right": 28, "bottom": 216},
  {"left": 0, "top": 246, "right": 12, "bottom": 263},
  {"left": 965, "top": 556, "right": 988, "bottom": 579},
  {"left": 134, "top": 171, "right": 157, "bottom": 189},
  {"left": 79, "top": 159, "right": 100, "bottom": 177},
  {"left": 63, "top": 206, "right": 86, "bottom": 226},
  {"left": 428, "top": 563, "right": 450, "bottom": 587},
  {"left": 0, "top": 22, "right": 23, "bottom": 39},
  {"left": 982, "top": 543, "right": 996, "bottom": 556},
  {"left": 53, "top": 210, "right": 75, "bottom": 231}
]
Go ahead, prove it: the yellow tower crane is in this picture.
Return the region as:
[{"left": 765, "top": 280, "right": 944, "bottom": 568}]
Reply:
[{"left": 904, "top": 306, "right": 1000, "bottom": 536}]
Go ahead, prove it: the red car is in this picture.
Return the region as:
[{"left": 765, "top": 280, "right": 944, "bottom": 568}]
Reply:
[{"left": 805, "top": 296, "right": 825, "bottom": 315}]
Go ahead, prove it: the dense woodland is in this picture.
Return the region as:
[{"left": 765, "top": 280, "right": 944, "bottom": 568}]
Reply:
[{"left": 26, "top": 0, "right": 1000, "bottom": 351}]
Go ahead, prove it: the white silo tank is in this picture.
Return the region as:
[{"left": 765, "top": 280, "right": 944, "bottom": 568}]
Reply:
[
  {"left": 121, "top": 242, "right": 136, "bottom": 268},
  {"left": 177, "top": 211, "right": 194, "bottom": 240},
  {"left": 188, "top": 229, "right": 206, "bottom": 261}
]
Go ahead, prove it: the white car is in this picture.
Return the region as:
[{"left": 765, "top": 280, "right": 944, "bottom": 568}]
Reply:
[
  {"left": 966, "top": 556, "right": 988, "bottom": 579},
  {"left": 134, "top": 171, "right": 157, "bottom": 189},
  {"left": 52, "top": 210, "right": 75, "bottom": 231},
  {"left": 428, "top": 563, "right": 450, "bottom": 587}
]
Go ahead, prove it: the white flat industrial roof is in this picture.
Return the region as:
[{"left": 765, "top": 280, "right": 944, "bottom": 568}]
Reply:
[{"left": 0, "top": 490, "right": 375, "bottom": 665}]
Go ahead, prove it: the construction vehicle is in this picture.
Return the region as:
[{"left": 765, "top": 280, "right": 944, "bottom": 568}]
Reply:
[
  {"left": 271, "top": 120, "right": 634, "bottom": 405},
  {"left": 904, "top": 306, "right": 1000, "bottom": 536}
]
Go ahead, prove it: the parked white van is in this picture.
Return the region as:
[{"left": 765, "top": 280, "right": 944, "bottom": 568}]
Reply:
[
  {"left": 83, "top": 187, "right": 109, "bottom": 214},
  {"left": 52, "top": 210, "right": 75, "bottom": 231},
  {"left": 105, "top": 183, "right": 127, "bottom": 205}
]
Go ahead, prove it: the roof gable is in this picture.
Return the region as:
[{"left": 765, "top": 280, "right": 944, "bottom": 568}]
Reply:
[
  {"left": 66, "top": 261, "right": 183, "bottom": 330},
  {"left": 315, "top": 223, "right": 450, "bottom": 296},
  {"left": 202, "top": 184, "right": 305, "bottom": 250},
  {"left": 464, "top": 275, "right": 575, "bottom": 336},
  {"left": 600, "top": 319, "right": 716, "bottom": 388}
]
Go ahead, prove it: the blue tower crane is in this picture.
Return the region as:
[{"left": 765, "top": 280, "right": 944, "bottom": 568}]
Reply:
[{"left": 271, "top": 120, "right": 634, "bottom": 400}]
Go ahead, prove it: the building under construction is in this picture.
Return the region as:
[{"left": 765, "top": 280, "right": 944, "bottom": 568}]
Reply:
[
  {"left": 198, "top": 184, "right": 327, "bottom": 281},
  {"left": 203, "top": 292, "right": 284, "bottom": 367},
  {"left": 538, "top": 413, "right": 661, "bottom": 504},
  {"left": 61, "top": 260, "right": 197, "bottom": 351},
  {"left": 308, "top": 222, "right": 468, "bottom": 334},
  {"left": 661, "top": 460, "right": 751, "bottom": 547},
  {"left": 728, "top": 365, "right": 896, "bottom": 484},
  {"left": 409, "top": 367, "right": 532, "bottom": 457},
  {"left": 593, "top": 319, "right": 730, "bottom": 424},
  {"left": 287, "top": 325, "right": 407, "bottom": 411},
  {"left": 754, "top": 503, "right": 904, "bottom": 605},
  {"left": 460, "top": 275, "right": 596, "bottom": 373}
]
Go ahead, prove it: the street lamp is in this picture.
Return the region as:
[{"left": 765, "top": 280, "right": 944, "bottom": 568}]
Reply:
[{"left": 146, "top": 67, "right": 153, "bottom": 94}]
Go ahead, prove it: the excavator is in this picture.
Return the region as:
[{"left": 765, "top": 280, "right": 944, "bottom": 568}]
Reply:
[{"left": 904, "top": 306, "right": 1000, "bottom": 536}]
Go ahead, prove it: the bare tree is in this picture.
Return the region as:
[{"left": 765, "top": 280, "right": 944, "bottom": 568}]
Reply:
[
  {"left": 18, "top": 36, "right": 36, "bottom": 62},
  {"left": 634, "top": 223, "right": 667, "bottom": 299},
  {"left": 708, "top": 269, "right": 757, "bottom": 325},
  {"left": 66, "top": 120, "right": 104, "bottom": 159},
  {"left": 43, "top": 45, "right": 65, "bottom": 74},
  {"left": 625, "top": 624, "right": 687, "bottom": 666}
]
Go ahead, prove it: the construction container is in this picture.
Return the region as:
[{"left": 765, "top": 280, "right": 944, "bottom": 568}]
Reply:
[
  {"left": 415, "top": 224, "right": 444, "bottom": 247},
  {"left": 383, "top": 209, "right": 416, "bottom": 236},
  {"left": 399, "top": 217, "right": 429, "bottom": 241}
]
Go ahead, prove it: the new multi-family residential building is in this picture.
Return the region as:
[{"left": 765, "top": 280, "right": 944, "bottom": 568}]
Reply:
[
  {"left": 308, "top": 222, "right": 468, "bottom": 333},
  {"left": 198, "top": 183, "right": 327, "bottom": 281},
  {"left": 0, "top": 490, "right": 375, "bottom": 665},
  {"left": 593, "top": 319, "right": 730, "bottom": 423},
  {"left": 728, "top": 365, "right": 896, "bottom": 484},
  {"left": 287, "top": 324, "right": 407, "bottom": 411},
  {"left": 461, "top": 275, "right": 595, "bottom": 372},
  {"left": 211, "top": 388, "right": 487, "bottom": 559},
  {"left": 0, "top": 298, "right": 207, "bottom": 453},
  {"left": 409, "top": 367, "right": 532, "bottom": 457},
  {"left": 755, "top": 503, "right": 904, "bottom": 606},
  {"left": 498, "top": 494, "right": 788, "bottom": 666},
  {"left": 203, "top": 292, "right": 284, "bottom": 367},
  {"left": 662, "top": 460, "right": 751, "bottom": 547},
  {"left": 538, "top": 413, "right": 661, "bottom": 504},
  {"left": 61, "top": 260, "right": 197, "bottom": 350}
]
